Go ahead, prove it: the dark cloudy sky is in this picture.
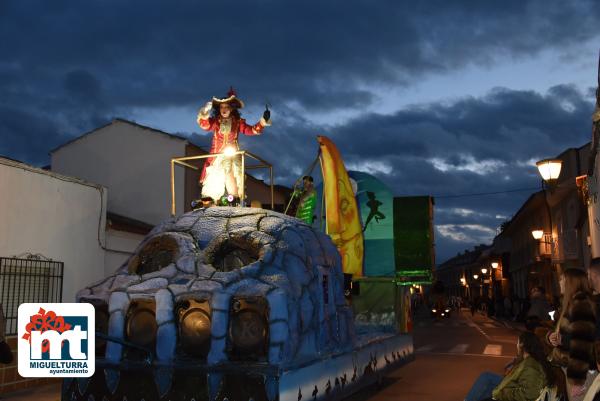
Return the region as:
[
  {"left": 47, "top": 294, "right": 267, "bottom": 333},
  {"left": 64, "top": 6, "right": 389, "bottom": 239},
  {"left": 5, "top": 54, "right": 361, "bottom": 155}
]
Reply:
[{"left": 1, "top": 1, "right": 599, "bottom": 263}]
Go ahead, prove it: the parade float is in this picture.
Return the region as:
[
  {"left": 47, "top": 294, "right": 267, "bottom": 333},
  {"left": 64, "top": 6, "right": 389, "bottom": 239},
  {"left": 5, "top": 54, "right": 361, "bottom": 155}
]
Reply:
[{"left": 61, "top": 91, "right": 430, "bottom": 401}]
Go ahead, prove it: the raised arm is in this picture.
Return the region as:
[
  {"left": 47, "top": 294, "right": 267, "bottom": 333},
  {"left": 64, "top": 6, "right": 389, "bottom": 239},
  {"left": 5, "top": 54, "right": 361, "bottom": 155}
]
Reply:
[
  {"left": 197, "top": 101, "right": 217, "bottom": 131},
  {"left": 239, "top": 116, "right": 271, "bottom": 136},
  {"left": 239, "top": 107, "right": 272, "bottom": 136}
]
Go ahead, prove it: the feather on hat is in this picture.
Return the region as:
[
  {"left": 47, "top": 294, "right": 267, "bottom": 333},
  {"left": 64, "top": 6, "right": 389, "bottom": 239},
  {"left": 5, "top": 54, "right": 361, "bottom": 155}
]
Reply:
[{"left": 212, "top": 87, "right": 244, "bottom": 109}]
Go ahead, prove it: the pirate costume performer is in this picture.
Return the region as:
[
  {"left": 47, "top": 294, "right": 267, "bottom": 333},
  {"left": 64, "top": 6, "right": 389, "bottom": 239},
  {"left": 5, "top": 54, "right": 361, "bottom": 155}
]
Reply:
[{"left": 197, "top": 89, "right": 271, "bottom": 203}]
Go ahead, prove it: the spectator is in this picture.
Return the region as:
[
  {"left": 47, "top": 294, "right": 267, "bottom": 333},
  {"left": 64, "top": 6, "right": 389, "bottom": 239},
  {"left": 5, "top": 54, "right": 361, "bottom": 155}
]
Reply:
[
  {"left": 479, "top": 295, "right": 490, "bottom": 315},
  {"left": 504, "top": 296, "right": 513, "bottom": 319},
  {"left": 580, "top": 259, "right": 600, "bottom": 401},
  {"left": 526, "top": 286, "right": 552, "bottom": 331},
  {"left": 519, "top": 296, "right": 531, "bottom": 322},
  {"left": 495, "top": 297, "right": 504, "bottom": 318},
  {"left": 545, "top": 268, "right": 596, "bottom": 400},
  {"left": 513, "top": 297, "right": 521, "bottom": 321},
  {"left": 588, "top": 259, "right": 600, "bottom": 357},
  {"left": 0, "top": 304, "right": 12, "bottom": 364},
  {"left": 488, "top": 299, "right": 496, "bottom": 317},
  {"left": 464, "top": 331, "right": 554, "bottom": 401}
]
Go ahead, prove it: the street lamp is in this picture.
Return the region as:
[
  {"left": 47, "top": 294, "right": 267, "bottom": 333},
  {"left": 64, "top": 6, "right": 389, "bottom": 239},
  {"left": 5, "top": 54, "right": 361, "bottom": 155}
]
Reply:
[
  {"left": 536, "top": 159, "right": 562, "bottom": 184},
  {"left": 536, "top": 156, "right": 561, "bottom": 243},
  {"left": 531, "top": 229, "right": 544, "bottom": 240},
  {"left": 490, "top": 262, "right": 499, "bottom": 301},
  {"left": 480, "top": 268, "right": 489, "bottom": 297},
  {"left": 473, "top": 274, "right": 480, "bottom": 298}
]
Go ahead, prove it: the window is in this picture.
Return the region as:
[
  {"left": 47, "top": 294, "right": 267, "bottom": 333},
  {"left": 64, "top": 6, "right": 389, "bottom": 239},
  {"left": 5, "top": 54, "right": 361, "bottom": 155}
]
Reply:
[{"left": 0, "top": 256, "right": 64, "bottom": 335}]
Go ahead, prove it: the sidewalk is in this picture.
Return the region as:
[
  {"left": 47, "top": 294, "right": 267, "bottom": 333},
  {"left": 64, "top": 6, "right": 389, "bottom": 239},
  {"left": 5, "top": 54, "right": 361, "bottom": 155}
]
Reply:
[
  {"left": 1, "top": 383, "right": 60, "bottom": 400},
  {"left": 488, "top": 314, "right": 526, "bottom": 332}
]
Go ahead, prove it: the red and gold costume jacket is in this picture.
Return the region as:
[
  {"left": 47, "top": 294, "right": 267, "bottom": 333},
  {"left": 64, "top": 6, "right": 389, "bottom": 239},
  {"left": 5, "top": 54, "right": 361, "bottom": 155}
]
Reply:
[{"left": 197, "top": 115, "right": 268, "bottom": 182}]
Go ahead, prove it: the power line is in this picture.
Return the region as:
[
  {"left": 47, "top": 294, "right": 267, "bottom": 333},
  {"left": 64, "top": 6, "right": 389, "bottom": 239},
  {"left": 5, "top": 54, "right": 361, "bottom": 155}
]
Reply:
[{"left": 434, "top": 186, "right": 540, "bottom": 199}]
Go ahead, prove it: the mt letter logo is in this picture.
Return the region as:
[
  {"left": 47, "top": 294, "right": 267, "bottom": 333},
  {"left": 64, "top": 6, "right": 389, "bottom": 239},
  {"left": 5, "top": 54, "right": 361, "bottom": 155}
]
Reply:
[{"left": 18, "top": 303, "right": 95, "bottom": 377}]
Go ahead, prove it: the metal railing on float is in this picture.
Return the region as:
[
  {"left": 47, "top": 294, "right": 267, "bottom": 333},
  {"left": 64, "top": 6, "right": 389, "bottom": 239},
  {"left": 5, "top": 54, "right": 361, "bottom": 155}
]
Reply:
[{"left": 170, "top": 150, "right": 275, "bottom": 216}]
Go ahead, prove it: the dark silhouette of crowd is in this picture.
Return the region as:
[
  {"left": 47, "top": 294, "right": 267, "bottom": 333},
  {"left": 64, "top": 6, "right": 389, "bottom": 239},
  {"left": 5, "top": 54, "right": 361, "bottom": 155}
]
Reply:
[{"left": 465, "top": 262, "right": 600, "bottom": 401}]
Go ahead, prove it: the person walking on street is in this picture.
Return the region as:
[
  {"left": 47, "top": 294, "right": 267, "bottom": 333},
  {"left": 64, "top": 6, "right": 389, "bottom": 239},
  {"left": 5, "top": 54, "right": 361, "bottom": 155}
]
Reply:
[
  {"left": 520, "top": 296, "right": 531, "bottom": 322},
  {"left": 504, "top": 296, "right": 513, "bottom": 319},
  {"left": 513, "top": 297, "right": 521, "bottom": 322}
]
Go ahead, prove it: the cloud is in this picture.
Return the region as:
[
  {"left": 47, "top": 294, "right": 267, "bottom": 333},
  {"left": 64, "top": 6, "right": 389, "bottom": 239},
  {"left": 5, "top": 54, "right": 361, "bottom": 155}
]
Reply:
[
  {"left": 226, "top": 84, "right": 591, "bottom": 264},
  {"left": 2, "top": 80, "right": 589, "bottom": 261},
  {"left": 346, "top": 160, "right": 393, "bottom": 175},
  {"left": 437, "top": 207, "right": 506, "bottom": 220},
  {"left": 322, "top": 85, "right": 592, "bottom": 261},
  {"left": 436, "top": 224, "right": 497, "bottom": 243},
  {"left": 429, "top": 155, "right": 506, "bottom": 175},
  {"left": 1, "top": 1, "right": 598, "bottom": 262},
  {"left": 1, "top": 1, "right": 599, "bottom": 116},
  {"left": 0, "top": 106, "right": 69, "bottom": 165}
]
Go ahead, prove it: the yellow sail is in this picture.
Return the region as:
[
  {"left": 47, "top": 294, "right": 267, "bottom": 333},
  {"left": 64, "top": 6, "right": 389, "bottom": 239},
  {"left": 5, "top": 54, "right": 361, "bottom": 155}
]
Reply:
[{"left": 318, "top": 136, "right": 364, "bottom": 277}]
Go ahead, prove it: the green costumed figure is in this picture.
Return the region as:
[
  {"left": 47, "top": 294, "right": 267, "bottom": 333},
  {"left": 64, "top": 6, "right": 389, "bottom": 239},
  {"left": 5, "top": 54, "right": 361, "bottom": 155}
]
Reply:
[{"left": 294, "top": 175, "right": 317, "bottom": 224}]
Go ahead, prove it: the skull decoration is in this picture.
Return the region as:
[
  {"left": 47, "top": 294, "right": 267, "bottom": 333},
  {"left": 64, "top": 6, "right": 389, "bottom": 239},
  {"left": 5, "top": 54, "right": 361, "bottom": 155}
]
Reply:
[{"left": 71, "top": 207, "right": 355, "bottom": 400}]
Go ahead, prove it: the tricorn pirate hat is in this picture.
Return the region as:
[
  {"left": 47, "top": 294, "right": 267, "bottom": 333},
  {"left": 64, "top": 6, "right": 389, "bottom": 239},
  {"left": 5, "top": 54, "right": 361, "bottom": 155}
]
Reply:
[{"left": 212, "top": 87, "right": 244, "bottom": 109}]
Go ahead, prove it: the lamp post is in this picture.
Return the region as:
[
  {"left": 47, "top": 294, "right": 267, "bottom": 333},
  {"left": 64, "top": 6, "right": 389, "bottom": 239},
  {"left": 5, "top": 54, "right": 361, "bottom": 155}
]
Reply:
[
  {"left": 481, "top": 268, "right": 489, "bottom": 298},
  {"left": 535, "top": 158, "right": 562, "bottom": 296},
  {"left": 535, "top": 159, "right": 562, "bottom": 245},
  {"left": 490, "top": 261, "right": 500, "bottom": 300}
]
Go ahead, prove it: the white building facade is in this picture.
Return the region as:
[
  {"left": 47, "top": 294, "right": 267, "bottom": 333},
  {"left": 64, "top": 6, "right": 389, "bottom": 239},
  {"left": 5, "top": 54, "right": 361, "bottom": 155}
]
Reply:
[
  {"left": 0, "top": 157, "right": 107, "bottom": 304},
  {"left": 51, "top": 119, "right": 197, "bottom": 226},
  {"left": 51, "top": 119, "right": 207, "bottom": 275}
]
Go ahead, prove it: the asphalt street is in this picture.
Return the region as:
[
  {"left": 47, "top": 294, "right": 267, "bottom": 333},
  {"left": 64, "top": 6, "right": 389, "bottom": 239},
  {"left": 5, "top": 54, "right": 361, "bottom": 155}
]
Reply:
[{"left": 347, "top": 307, "right": 521, "bottom": 401}]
